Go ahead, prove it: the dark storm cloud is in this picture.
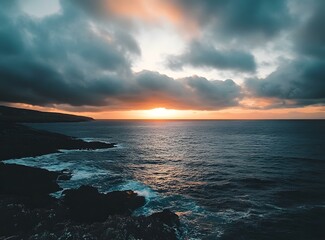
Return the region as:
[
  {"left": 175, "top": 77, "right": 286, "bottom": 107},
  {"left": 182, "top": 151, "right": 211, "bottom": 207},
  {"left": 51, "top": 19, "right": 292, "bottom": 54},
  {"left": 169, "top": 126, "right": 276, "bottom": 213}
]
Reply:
[
  {"left": 167, "top": 41, "right": 256, "bottom": 72},
  {"left": 0, "top": 0, "right": 133, "bottom": 106},
  {"left": 245, "top": 58, "right": 325, "bottom": 106},
  {"left": 293, "top": 0, "right": 325, "bottom": 59},
  {"left": 181, "top": 77, "right": 242, "bottom": 109},
  {"left": 1, "top": 0, "right": 324, "bottom": 110},
  {"left": 110, "top": 71, "right": 243, "bottom": 110},
  {"left": 165, "top": 0, "right": 290, "bottom": 77},
  {"left": 171, "top": 0, "right": 292, "bottom": 40},
  {"left": 0, "top": 57, "right": 126, "bottom": 106},
  {"left": 0, "top": 0, "right": 242, "bottom": 110},
  {"left": 0, "top": 1, "right": 24, "bottom": 56},
  {"left": 244, "top": 0, "right": 325, "bottom": 107}
]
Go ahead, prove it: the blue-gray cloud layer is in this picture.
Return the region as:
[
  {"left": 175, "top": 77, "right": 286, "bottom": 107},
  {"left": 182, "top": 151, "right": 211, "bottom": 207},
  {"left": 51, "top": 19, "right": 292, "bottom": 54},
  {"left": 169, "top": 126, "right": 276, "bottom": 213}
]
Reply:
[
  {"left": 165, "top": 0, "right": 289, "bottom": 79},
  {"left": 167, "top": 41, "right": 256, "bottom": 72},
  {"left": 166, "top": 0, "right": 324, "bottom": 107},
  {"left": 0, "top": 0, "right": 135, "bottom": 106},
  {"left": 244, "top": 0, "right": 325, "bottom": 107},
  {"left": 245, "top": 59, "right": 325, "bottom": 106},
  {"left": 0, "top": 0, "right": 242, "bottom": 110},
  {"left": 0, "top": 0, "right": 324, "bottom": 110},
  {"left": 172, "top": 0, "right": 292, "bottom": 40}
]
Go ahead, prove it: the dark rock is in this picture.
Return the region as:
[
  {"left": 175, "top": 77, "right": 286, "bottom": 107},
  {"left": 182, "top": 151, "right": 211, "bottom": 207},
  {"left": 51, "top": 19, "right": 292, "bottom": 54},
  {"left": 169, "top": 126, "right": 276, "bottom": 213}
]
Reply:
[
  {"left": 84, "top": 212, "right": 180, "bottom": 240},
  {"left": 110, "top": 210, "right": 180, "bottom": 240},
  {"left": 0, "top": 105, "right": 93, "bottom": 123},
  {"left": 0, "top": 163, "right": 61, "bottom": 195},
  {"left": 0, "top": 123, "right": 115, "bottom": 161},
  {"left": 0, "top": 185, "right": 180, "bottom": 239},
  {"left": 56, "top": 169, "right": 73, "bottom": 181},
  {"left": 0, "top": 236, "right": 20, "bottom": 240},
  {"left": 1, "top": 194, "right": 58, "bottom": 209},
  {"left": 149, "top": 209, "right": 180, "bottom": 227},
  {"left": 0, "top": 195, "right": 66, "bottom": 238},
  {"left": 62, "top": 185, "right": 146, "bottom": 223}
]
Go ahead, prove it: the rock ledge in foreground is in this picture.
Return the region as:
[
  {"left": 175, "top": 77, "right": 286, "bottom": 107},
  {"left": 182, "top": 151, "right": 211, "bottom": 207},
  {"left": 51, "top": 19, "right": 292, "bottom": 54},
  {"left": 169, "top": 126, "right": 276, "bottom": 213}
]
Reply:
[
  {"left": 0, "top": 123, "right": 115, "bottom": 161},
  {"left": 62, "top": 185, "right": 146, "bottom": 222}
]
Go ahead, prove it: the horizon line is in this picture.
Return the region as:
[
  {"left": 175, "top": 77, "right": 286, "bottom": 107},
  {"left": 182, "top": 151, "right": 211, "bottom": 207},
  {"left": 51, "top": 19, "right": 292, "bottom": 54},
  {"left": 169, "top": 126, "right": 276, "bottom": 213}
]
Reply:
[{"left": 92, "top": 118, "right": 325, "bottom": 121}]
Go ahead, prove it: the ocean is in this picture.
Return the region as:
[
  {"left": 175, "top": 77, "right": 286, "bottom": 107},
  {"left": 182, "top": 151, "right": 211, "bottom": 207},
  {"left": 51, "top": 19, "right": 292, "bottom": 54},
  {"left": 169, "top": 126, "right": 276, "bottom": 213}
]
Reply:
[{"left": 6, "top": 120, "right": 325, "bottom": 239}]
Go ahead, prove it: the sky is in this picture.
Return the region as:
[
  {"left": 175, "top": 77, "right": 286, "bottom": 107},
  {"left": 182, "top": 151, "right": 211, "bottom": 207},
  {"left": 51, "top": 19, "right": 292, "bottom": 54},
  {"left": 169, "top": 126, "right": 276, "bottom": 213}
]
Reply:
[{"left": 0, "top": 0, "right": 324, "bottom": 119}]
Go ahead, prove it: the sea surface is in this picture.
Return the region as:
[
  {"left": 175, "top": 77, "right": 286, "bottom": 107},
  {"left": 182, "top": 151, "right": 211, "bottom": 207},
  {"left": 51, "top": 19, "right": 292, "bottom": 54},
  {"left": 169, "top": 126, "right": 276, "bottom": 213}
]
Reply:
[{"left": 6, "top": 120, "right": 325, "bottom": 239}]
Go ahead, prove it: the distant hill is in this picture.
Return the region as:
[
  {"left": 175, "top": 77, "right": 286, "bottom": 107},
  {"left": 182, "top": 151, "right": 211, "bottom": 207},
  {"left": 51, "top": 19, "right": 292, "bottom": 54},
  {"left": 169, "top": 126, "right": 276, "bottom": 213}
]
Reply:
[{"left": 0, "top": 105, "right": 93, "bottom": 122}]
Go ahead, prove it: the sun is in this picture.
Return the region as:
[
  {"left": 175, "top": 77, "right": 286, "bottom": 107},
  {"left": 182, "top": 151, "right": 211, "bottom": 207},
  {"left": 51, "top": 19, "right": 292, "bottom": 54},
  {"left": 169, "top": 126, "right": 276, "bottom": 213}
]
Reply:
[{"left": 144, "top": 108, "right": 177, "bottom": 119}]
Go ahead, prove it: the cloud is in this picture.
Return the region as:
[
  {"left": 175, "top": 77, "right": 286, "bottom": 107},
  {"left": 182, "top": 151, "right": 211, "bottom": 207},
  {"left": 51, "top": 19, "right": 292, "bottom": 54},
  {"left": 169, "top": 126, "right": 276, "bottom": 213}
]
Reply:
[
  {"left": 162, "top": 0, "right": 294, "bottom": 79},
  {"left": 63, "top": 0, "right": 293, "bottom": 42},
  {"left": 1, "top": 0, "right": 324, "bottom": 112},
  {"left": 128, "top": 72, "right": 243, "bottom": 110},
  {"left": 167, "top": 41, "right": 256, "bottom": 72},
  {"left": 244, "top": 0, "right": 325, "bottom": 108},
  {"left": 0, "top": 1, "right": 242, "bottom": 110},
  {"left": 68, "top": 0, "right": 188, "bottom": 31},
  {"left": 0, "top": 1, "right": 25, "bottom": 56},
  {"left": 245, "top": 58, "right": 325, "bottom": 107},
  {"left": 0, "top": 1, "right": 127, "bottom": 101},
  {"left": 181, "top": 76, "right": 242, "bottom": 109},
  {"left": 293, "top": 0, "right": 325, "bottom": 59},
  {"left": 170, "top": 0, "right": 292, "bottom": 41},
  {"left": 0, "top": 0, "right": 133, "bottom": 106}
]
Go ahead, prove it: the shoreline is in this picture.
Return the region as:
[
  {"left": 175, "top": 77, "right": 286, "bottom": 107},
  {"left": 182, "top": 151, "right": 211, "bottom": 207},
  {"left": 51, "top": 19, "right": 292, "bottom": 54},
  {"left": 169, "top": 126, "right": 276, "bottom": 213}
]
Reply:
[
  {"left": 0, "top": 122, "right": 115, "bottom": 161},
  {"left": 0, "top": 122, "right": 181, "bottom": 239},
  {"left": 0, "top": 163, "right": 180, "bottom": 239}
]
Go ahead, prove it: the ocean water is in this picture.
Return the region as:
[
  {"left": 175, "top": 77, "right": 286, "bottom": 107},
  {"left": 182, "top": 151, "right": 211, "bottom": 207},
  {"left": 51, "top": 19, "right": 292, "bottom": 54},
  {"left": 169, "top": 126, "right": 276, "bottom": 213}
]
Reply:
[{"left": 6, "top": 120, "right": 325, "bottom": 239}]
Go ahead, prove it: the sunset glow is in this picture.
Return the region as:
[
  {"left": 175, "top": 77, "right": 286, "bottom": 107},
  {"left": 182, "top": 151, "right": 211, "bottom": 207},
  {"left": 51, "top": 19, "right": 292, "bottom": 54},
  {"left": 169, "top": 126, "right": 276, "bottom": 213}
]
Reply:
[
  {"left": 144, "top": 108, "right": 177, "bottom": 119},
  {"left": 1, "top": 2, "right": 325, "bottom": 239},
  {"left": 0, "top": 0, "right": 324, "bottom": 119}
]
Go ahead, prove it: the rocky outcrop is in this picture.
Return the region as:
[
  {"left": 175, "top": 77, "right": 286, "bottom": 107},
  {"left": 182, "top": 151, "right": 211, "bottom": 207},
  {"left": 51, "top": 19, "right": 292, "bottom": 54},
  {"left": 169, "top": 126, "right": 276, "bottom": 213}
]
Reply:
[
  {"left": 0, "top": 105, "right": 93, "bottom": 123},
  {"left": 0, "top": 194, "right": 180, "bottom": 240},
  {"left": 0, "top": 123, "right": 115, "bottom": 161},
  {"left": 0, "top": 184, "right": 180, "bottom": 239},
  {"left": 0, "top": 163, "right": 61, "bottom": 195},
  {"left": 0, "top": 164, "right": 180, "bottom": 239},
  {"left": 56, "top": 169, "right": 73, "bottom": 181},
  {"left": 0, "top": 110, "right": 181, "bottom": 239},
  {"left": 62, "top": 185, "right": 146, "bottom": 222},
  {"left": 149, "top": 209, "right": 180, "bottom": 227}
]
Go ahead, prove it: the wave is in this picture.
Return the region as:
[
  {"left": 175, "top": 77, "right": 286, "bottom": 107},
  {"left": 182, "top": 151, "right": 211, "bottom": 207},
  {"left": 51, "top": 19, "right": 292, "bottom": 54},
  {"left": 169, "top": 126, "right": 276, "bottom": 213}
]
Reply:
[
  {"left": 108, "top": 180, "right": 158, "bottom": 201},
  {"left": 80, "top": 137, "right": 124, "bottom": 149},
  {"left": 71, "top": 167, "right": 109, "bottom": 181},
  {"left": 4, "top": 153, "right": 65, "bottom": 171},
  {"left": 4, "top": 152, "right": 112, "bottom": 190},
  {"left": 107, "top": 180, "right": 229, "bottom": 239},
  {"left": 81, "top": 137, "right": 113, "bottom": 144},
  {"left": 59, "top": 148, "right": 115, "bottom": 153}
]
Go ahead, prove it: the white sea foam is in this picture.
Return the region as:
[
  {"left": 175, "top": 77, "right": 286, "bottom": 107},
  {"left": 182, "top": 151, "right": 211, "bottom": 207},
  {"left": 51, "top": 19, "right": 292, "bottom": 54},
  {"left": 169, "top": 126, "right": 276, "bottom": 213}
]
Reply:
[
  {"left": 4, "top": 153, "right": 65, "bottom": 171},
  {"left": 59, "top": 147, "right": 115, "bottom": 153},
  {"left": 111, "top": 143, "right": 124, "bottom": 149},
  {"left": 81, "top": 137, "right": 112, "bottom": 143},
  {"left": 4, "top": 152, "right": 110, "bottom": 182},
  {"left": 109, "top": 180, "right": 158, "bottom": 201},
  {"left": 81, "top": 137, "right": 124, "bottom": 149},
  {"left": 71, "top": 167, "right": 109, "bottom": 181}
]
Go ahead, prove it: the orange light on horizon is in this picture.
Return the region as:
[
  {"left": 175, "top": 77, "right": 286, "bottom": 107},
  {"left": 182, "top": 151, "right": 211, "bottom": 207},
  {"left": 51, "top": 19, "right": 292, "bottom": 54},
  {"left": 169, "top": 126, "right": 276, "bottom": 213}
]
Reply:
[
  {"left": 143, "top": 108, "right": 178, "bottom": 119},
  {"left": 4, "top": 103, "right": 325, "bottom": 120}
]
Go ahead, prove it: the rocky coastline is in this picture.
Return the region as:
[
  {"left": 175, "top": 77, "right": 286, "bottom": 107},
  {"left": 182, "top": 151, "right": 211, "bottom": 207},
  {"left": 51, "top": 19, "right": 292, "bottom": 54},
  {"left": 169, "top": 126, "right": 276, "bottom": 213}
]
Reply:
[
  {"left": 0, "top": 122, "right": 115, "bottom": 161},
  {"left": 0, "top": 107, "right": 181, "bottom": 239},
  {"left": 0, "top": 163, "right": 180, "bottom": 239}
]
